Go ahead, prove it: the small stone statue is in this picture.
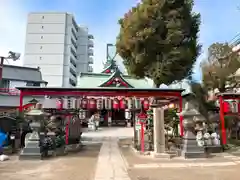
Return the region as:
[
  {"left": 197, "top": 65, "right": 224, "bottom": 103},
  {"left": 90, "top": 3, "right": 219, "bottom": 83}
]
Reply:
[
  {"left": 211, "top": 132, "right": 220, "bottom": 146},
  {"left": 204, "top": 132, "right": 212, "bottom": 146},
  {"left": 46, "top": 116, "right": 61, "bottom": 135},
  {"left": 196, "top": 131, "right": 204, "bottom": 147}
]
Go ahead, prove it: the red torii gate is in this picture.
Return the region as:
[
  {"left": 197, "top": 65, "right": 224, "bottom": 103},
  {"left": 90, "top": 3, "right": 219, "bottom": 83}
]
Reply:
[
  {"left": 16, "top": 87, "right": 185, "bottom": 136},
  {"left": 218, "top": 92, "right": 240, "bottom": 145}
]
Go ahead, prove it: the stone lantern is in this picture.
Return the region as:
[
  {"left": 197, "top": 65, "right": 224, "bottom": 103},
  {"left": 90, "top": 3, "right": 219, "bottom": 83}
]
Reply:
[
  {"left": 19, "top": 103, "right": 45, "bottom": 160},
  {"left": 177, "top": 102, "right": 206, "bottom": 158},
  {"left": 194, "top": 113, "right": 206, "bottom": 132}
]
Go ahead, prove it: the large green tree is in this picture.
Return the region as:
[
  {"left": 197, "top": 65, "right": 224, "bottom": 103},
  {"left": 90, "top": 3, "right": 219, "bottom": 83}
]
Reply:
[
  {"left": 201, "top": 43, "right": 240, "bottom": 92},
  {"left": 116, "top": 0, "right": 201, "bottom": 87}
]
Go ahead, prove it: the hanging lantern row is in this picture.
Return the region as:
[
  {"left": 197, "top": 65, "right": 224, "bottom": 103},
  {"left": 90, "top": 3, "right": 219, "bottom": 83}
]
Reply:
[{"left": 50, "top": 97, "right": 150, "bottom": 110}]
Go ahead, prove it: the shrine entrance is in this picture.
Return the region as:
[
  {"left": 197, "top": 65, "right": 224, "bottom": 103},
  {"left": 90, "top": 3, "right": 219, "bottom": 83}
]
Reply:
[
  {"left": 111, "top": 109, "right": 125, "bottom": 126},
  {"left": 218, "top": 92, "right": 240, "bottom": 145},
  {"left": 17, "top": 87, "right": 184, "bottom": 143}
]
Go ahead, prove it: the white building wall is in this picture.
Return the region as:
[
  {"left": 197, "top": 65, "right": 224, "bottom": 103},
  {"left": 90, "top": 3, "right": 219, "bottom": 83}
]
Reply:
[
  {"left": 24, "top": 12, "right": 80, "bottom": 87},
  {"left": 9, "top": 81, "right": 27, "bottom": 89},
  {"left": 76, "top": 26, "right": 94, "bottom": 74}
]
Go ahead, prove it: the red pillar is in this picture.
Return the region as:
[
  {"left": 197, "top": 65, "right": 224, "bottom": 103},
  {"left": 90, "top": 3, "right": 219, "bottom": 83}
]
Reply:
[
  {"left": 19, "top": 90, "right": 23, "bottom": 112},
  {"left": 65, "top": 115, "right": 71, "bottom": 145},
  {"left": 219, "top": 96, "right": 227, "bottom": 145},
  {"left": 141, "top": 122, "right": 145, "bottom": 153},
  {"left": 179, "top": 96, "right": 184, "bottom": 136}
]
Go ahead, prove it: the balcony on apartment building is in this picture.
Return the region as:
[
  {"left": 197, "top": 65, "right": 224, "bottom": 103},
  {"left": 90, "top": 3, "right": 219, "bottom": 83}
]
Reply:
[
  {"left": 88, "top": 34, "right": 94, "bottom": 39},
  {"left": 88, "top": 48, "right": 94, "bottom": 56},
  {"left": 88, "top": 39, "right": 94, "bottom": 48},
  {"left": 88, "top": 57, "right": 94, "bottom": 64},
  {"left": 87, "top": 66, "right": 93, "bottom": 73}
]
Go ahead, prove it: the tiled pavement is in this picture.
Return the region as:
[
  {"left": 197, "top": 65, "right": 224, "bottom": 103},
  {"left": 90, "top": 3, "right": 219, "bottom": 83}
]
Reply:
[{"left": 94, "top": 138, "right": 131, "bottom": 180}]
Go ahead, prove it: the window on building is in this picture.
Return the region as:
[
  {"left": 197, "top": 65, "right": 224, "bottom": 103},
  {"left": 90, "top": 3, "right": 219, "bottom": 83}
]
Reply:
[
  {"left": 41, "top": 25, "right": 44, "bottom": 29},
  {"left": 41, "top": 36, "right": 43, "bottom": 39},
  {"left": 26, "top": 82, "right": 41, "bottom": 87},
  {"left": 42, "top": 16, "right": 44, "bottom": 19},
  {"left": 39, "top": 56, "right": 42, "bottom": 60},
  {"left": 0, "top": 80, "right": 10, "bottom": 91},
  {"left": 40, "top": 46, "right": 43, "bottom": 49}
]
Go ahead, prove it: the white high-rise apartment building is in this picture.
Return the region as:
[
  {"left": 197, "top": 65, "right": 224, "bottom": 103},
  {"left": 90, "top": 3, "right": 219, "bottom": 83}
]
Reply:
[{"left": 24, "top": 12, "right": 94, "bottom": 87}]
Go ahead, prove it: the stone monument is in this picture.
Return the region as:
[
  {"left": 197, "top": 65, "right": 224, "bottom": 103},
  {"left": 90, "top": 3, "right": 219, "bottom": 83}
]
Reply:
[
  {"left": 177, "top": 103, "right": 206, "bottom": 159},
  {"left": 19, "top": 103, "right": 44, "bottom": 160}
]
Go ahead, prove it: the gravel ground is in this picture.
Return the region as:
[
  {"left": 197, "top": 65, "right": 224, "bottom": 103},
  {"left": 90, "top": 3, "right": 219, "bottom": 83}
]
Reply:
[
  {"left": 0, "top": 143, "right": 102, "bottom": 180},
  {"left": 128, "top": 166, "right": 240, "bottom": 180},
  {"left": 118, "top": 139, "right": 235, "bottom": 166},
  {"left": 119, "top": 139, "right": 240, "bottom": 180}
]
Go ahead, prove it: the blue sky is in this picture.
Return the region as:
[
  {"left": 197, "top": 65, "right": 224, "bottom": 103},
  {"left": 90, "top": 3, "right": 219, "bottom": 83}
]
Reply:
[{"left": 0, "top": 0, "right": 239, "bottom": 81}]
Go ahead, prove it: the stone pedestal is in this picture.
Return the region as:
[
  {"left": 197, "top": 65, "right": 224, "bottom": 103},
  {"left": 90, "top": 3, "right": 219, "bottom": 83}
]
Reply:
[
  {"left": 178, "top": 103, "right": 206, "bottom": 159},
  {"left": 181, "top": 130, "right": 205, "bottom": 158},
  {"left": 19, "top": 130, "right": 41, "bottom": 160}
]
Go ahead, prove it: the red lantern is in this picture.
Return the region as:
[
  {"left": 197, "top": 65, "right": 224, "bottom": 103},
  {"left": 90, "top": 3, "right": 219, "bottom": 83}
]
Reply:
[
  {"left": 88, "top": 98, "right": 97, "bottom": 109},
  {"left": 113, "top": 98, "right": 119, "bottom": 109},
  {"left": 223, "top": 101, "right": 230, "bottom": 113},
  {"left": 120, "top": 98, "right": 127, "bottom": 109},
  {"left": 143, "top": 99, "right": 149, "bottom": 110},
  {"left": 81, "top": 98, "right": 88, "bottom": 109},
  {"left": 56, "top": 99, "right": 63, "bottom": 109}
]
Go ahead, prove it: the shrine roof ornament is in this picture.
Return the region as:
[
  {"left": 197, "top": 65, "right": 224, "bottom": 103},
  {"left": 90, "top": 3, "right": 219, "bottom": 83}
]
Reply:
[
  {"left": 77, "top": 72, "right": 151, "bottom": 88},
  {"left": 99, "top": 68, "right": 133, "bottom": 88}
]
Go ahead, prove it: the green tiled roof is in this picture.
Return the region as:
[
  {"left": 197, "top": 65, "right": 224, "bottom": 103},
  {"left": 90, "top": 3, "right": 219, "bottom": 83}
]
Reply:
[{"left": 77, "top": 72, "right": 151, "bottom": 88}]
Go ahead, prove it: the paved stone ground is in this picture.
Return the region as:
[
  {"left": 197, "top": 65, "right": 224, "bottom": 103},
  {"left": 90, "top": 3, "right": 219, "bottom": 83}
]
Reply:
[
  {"left": 82, "top": 127, "right": 134, "bottom": 141},
  {"left": 94, "top": 138, "right": 130, "bottom": 180},
  {"left": 2, "top": 127, "right": 240, "bottom": 180},
  {"left": 0, "top": 142, "right": 101, "bottom": 180},
  {"left": 0, "top": 127, "right": 133, "bottom": 180},
  {"left": 88, "top": 127, "right": 133, "bottom": 180}
]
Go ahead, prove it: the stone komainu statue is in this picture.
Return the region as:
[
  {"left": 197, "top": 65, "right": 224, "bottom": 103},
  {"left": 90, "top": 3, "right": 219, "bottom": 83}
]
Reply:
[{"left": 46, "top": 116, "right": 62, "bottom": 135}]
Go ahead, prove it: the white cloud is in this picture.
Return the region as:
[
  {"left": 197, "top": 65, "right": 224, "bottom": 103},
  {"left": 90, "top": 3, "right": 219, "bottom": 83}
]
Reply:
[{"left": 0, "top": 1, "right": 27, "bottom": 66}]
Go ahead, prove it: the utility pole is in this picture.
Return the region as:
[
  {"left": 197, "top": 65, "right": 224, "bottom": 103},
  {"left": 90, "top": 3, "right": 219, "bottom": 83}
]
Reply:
[{"left": 0, "top": 56, "right": 5, "bottom": 88}]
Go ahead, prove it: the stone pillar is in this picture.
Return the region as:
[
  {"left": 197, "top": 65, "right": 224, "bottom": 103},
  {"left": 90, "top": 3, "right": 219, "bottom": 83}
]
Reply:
[{"left": 153, "top": 108, "right": 169, "bottom": 158}]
